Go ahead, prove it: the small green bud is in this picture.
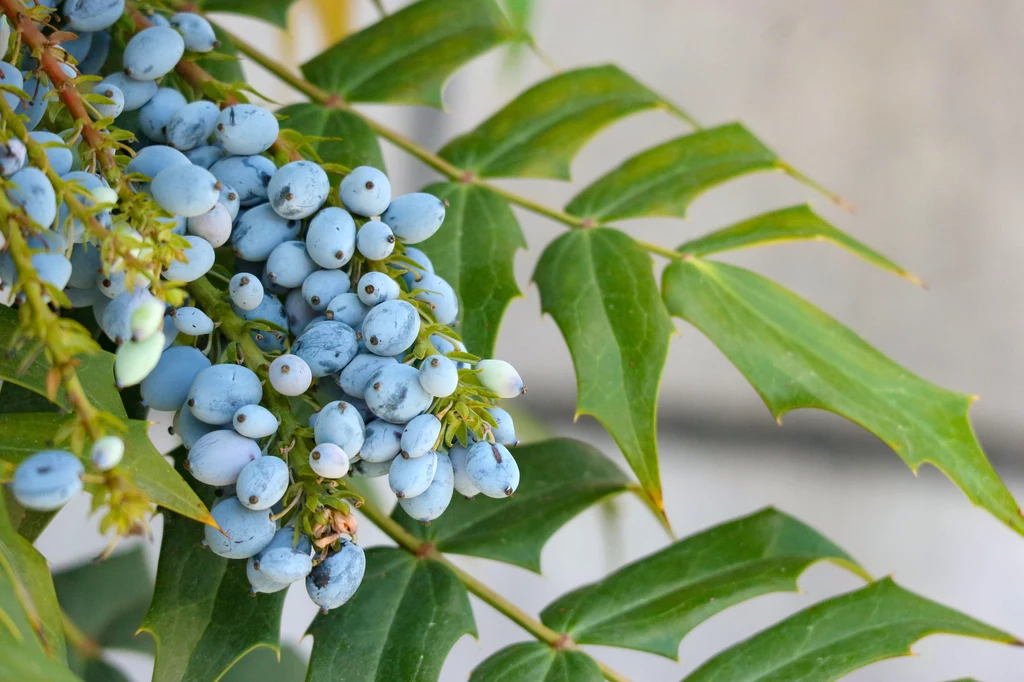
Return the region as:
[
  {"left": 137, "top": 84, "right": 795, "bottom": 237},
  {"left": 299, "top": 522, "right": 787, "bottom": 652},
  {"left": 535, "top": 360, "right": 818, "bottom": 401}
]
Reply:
[
  {"left": 91, "top": 186, "right": 119, "bottom": 207},
  {"left": 475, "top": 360, "right": 525, "bottom": 399},
  {"left": 115, "top": 331, "right": 165, "bottom": 388},
  {"left": 89, "top": 436, "right": 124, "bottom": 471},
  {"left": 130, "top": 299, "right": 166, "bottom": 342}
]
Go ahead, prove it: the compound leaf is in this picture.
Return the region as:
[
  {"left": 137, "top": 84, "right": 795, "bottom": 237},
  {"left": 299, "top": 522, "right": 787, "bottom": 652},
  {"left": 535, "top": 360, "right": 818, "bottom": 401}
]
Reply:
[
  {"left": 682, "top": 579, "right": 1017, "bottom": 682},
  {"left": 394, "top": 438, "right": 631, "bottom": 572},
  {"left": 565, "top": 123, "right": 781, "bottom": 223},
  {"left": 140, "top": 456, "right": 285, "bottom": 682},
  {"left": 197, "top": 0, "right": 298, "bottom": 29},
  {"left": 662, "top": 259, "right": 1024, "bottom": 537},
  {"left": 277, "top": 104, "right": 385, "bottom": 177},
  {"left": 541, "top": 508, "right": 868, "bottom": 659},
  {"left": 0, "top": 414, "right": 212, "bottom": 527},
  {"left": 306, "top": 547, "right": 475, "bottom": 682},
  {"left": 678, "top": 204, "right": 919, "bottom": 284},
  {"left": 301, "top": 0, "right": 515, "bottom": 107},
  {"left": 440, "top": 65, "right": 667, "bottom": 179},
  {"left": 469, "top": 642, "right": 602, "bottom": 682},
  {"left": 415, "top": 182, "right": 525, "bottom": 357},
  {"left": 534, "top": 228, "right": 672, "bottom": 515}
]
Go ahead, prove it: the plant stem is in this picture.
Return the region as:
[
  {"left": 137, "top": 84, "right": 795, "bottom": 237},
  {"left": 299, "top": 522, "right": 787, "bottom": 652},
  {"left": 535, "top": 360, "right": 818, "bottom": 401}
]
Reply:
[{"left": 190, "top": 275, "right": 630, "bottom": 682}]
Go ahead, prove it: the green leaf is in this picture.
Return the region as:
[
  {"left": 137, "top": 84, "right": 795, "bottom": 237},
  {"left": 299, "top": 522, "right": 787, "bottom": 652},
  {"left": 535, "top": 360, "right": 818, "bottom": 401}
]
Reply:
[
  {"left": 533, "top": 228, "right": 672, "bottom": 515},
  {"left": 439, "top": 65, "right": 666, "bottom": 179},
  {"left": 0, "top": 493, "right": 66, "bottom": 663},
  {"left": 0, "top": 306, "right": 125, "bottom": 418},
  {"left": 276, "top": 103, "right": 385, "bottom": 177},
  {"left": 395, "top": 438, "right": 630, "bottom": 572},
  {"left": 469, "top": 642, "right": 602, "bottom": 682},
  {"left": 54, "top": 549, "right": 154, "bottom": 680},
  {"left": 195, "top": 26, "right": 244, "bottom": 84},
  {"left": 0, "top": 414, "right": 212, "bottom": 527},
  {"left": 141, "top": 458, "right": 286, "bottom": 682},
  {"left": 677, "top": 204, "right": 921, "bottom": 284},
  {"left": 306, "top": 547, "right": 475, "bottom": 682},
  {"left": 415, "top": 182, "right": 525, "bottom": 357},
  {"left": 81, "top": 659, "right": 130, "bottom": 682},
  {"left": 682, "top": 578, "right": 1018, "bottom": 682},
  {"left": 4, "top": 487, "right": 54, "bottom": 542},
  {"left": 221, "top": 645, "right": 307, "bottom": 682},
  {"left": 541, "top": 508, "right": 868, "bottom": 659},
  {"left": 0, "top": 641, "right": 82, "bottom": 682},
  {"left": 300, "top": 0, "right": 515, "bottom": 107},
  {"left": 197, "top": 0, "right": 298, "bottom": 29},
  {"left": 565, "top": 123, "right": 781, "bottom": 223},
  {"left": 53, "top": 547, "right": 152, "bottom": 645},
  {"left": 662, "top": 259, "right": 1024, "bottom": 537}
]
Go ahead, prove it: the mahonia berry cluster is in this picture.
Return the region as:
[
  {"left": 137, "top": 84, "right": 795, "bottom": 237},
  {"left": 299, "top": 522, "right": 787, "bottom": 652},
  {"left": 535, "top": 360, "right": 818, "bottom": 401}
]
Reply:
[{"left": 2, "top": 5, "right": 524, "bottom": 612}]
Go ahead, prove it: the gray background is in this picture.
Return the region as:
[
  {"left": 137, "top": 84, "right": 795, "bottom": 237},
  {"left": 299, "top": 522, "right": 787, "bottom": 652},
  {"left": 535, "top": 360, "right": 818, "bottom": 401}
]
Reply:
[{"left": 36, "top": 1, "right": 1024, "bottom": 680}]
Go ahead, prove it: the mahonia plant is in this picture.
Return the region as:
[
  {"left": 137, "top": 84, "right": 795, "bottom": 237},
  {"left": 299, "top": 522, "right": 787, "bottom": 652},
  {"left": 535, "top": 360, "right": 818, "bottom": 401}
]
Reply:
[{"left": 0, "top": 1, "right": 1019, "bottom": 681}]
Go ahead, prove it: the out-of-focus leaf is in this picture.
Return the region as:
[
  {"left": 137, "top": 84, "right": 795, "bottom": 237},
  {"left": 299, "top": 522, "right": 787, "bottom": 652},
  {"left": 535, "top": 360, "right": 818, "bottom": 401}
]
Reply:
[
  {"left": 415, "top": 182, "right": 525, "bottom": 357},
  {"left": 682, "top": 579, "right": 1017, "bottom": 682},
  {"left": 0, "top": 493, "right": 66, "bottom": 662},
  {"left": 197, "top": 0, "right": 298, "bottom": 29},
  {"left": 276, "top": 103, "right": 385, "bottom": 178},
  {"left": 541, "top": 508, "right": 868, "bottom": 659},
  {"left": 300, "top": 0, "right": 515, "bottom": 107},
  {"left": 140, "top": 456, "right": 285, "bottom": 682},
  {"left": 565, "top": 123, "right": 780, "bottom": 223},
  {"left": 469, "top": 642, "right": 602, "bottom": 682},
  {"left": 306, "top": 548, "right": 474, "bottom": 682},
  {"left": 533, "top": 228, "right": 672, "bottom": 515},
  {"left": 395, "top": 438, "right": 630, "bottom": 572},
  {"left": 439, "top": 65, "right": 666, "bottom": 179},
  {"left": 677, "top": 204, "right": 920, "bottom": 284},
  {"left": 0, "top": 414, "right": 212, "bottom": 526},
  {"left": 53, "top": 547, "right": 153, "bottom": 680},
  {"left": 0, "top": 306, "right": 125, "bottom": 418},
  {"left": 662, "top": 259, "right": 1024, "bottom": 537}
]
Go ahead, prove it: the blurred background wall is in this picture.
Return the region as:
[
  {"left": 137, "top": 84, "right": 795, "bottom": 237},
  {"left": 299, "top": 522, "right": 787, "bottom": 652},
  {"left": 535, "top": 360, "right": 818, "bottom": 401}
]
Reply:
[{"left": 37, "top": 1, "right": 1024, "bottom": 680}]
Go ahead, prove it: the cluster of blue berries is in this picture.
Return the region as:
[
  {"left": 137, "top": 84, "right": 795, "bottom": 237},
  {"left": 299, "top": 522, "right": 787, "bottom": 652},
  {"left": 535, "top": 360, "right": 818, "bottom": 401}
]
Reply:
[{"left": 3, "top": 5, "right": 525, "bottom": 613}]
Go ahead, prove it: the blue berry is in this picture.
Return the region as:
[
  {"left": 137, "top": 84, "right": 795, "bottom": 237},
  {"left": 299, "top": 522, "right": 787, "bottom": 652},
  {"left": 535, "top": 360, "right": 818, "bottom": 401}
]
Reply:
[
  {"left": 382, "top": 193, "right": 446, "bottom": 244},
  {"left": 309, "top": 442, "right": 350, "bottom": 479},
  {"left": 123, "top": 26, "right": 184, "bottom": 81},
  {"left": 388, "top": 449, "right": 437, "bottom": 499},
  {"left": 305, "top": 540, "right": 365, "bottom": 612},
  {"left": 364, "top": 363, "right": 432, "bottom": 424},
  {"left": 340, "top": 166, "right": 391, "bottom": 217},
  {"left": 418, "top": 354, "right": 458, "bottom": 398},
  {"left": 305, "top": 207, "right": 356, "bottom": 269},
  {"left": 398, "top": 451, "right": 454, "bottom": 522},
  {"left": 360, "top": 300, "right": 420, "bottom": 357},
  {"left": 236, "top": 456, "right": 289, "bottom": 510},
  {"left": 232, "top": 404, "right": 280, "bottom": 439},
  {"left": 12, "top": 451, "right": 84, "bottom": 511},
  {"left": 186, "top": 430, "right": 261, "bottom": 486},
  {"left": 187, "top": 364, "right": 263, "bottom": 425},
  {"left": 269, "top": 353, "right": 313, "bottom": 396},
  {"left": 204, "top": 497, "right": 275, "bottom": 559},
  {"left": 268, "top": 160, "right": 329, "bottom": 219},
  {"left": 214, "top": 104, "right": 279, "bottom": 156},
  {"left": 355, "top": 221, "right": 395, "bottom": 261}
]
